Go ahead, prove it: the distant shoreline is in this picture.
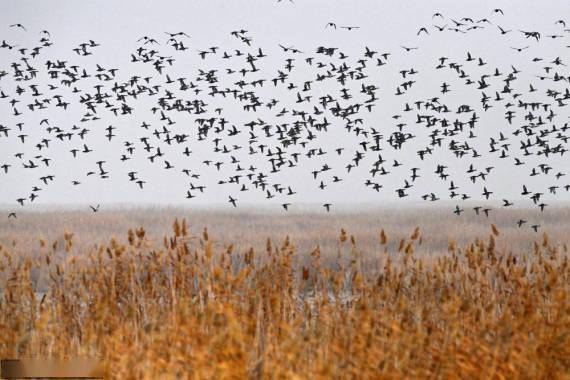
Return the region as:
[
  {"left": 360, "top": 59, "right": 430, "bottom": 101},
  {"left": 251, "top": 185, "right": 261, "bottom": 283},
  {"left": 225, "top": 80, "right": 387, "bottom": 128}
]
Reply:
[{"left": 2, "top": 200, "right": 570, "bottom": 212}]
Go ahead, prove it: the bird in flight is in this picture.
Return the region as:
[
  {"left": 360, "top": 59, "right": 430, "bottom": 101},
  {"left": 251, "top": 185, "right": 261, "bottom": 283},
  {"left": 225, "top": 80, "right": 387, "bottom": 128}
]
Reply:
[
  {"left": 165, "top": 31, "right": 190, "bottom": 38},
  {"left": 9, "top": 23, "right": 27, "bottom": 31},
  {"left": 511, "top": 46, "right": 529, "bottom": 52},
  {"left": 1, "top": 9, "right": 569, "bottom": 232},
  {"left": 8, "top": 212, "right": 17, "bottom": 219},
  {"left": 497, "top": 25, "right": 511, "bottom": 35},
  {"left": 417, "top": 27, "right": 429, "bottom": 36}
]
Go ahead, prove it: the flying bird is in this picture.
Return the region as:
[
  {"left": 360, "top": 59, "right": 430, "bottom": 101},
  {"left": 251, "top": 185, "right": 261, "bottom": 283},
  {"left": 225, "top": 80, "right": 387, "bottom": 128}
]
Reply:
[
  {"left": 417, "top": 27, "right": 429, "bottom": 36},
  {"left": 0, "top": 11, "right": 568, "bottom": 230},
  {"left": 511, "top": 46, "right": 529, "bottom": 52},
  {"left": 9, "top": 23, "right": 27, "bottom": 31}
]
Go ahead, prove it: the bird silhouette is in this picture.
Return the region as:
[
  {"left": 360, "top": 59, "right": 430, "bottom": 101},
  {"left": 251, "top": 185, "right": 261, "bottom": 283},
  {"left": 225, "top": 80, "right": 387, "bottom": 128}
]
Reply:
[
  {"left": 9, "top": 23, "right": 27, "bottom": 31},
  {"left": 417, "top": 27, "right": 429, "bottom": 35},
  {"left": 0, "top": 10, "right": 568, "bottom": 232}
]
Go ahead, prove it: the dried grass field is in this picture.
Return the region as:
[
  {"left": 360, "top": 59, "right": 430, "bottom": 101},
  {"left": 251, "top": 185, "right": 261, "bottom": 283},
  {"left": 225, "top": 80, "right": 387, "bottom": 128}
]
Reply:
[{"left": 0, "top": 206, "right": 569, "bottom": 378}]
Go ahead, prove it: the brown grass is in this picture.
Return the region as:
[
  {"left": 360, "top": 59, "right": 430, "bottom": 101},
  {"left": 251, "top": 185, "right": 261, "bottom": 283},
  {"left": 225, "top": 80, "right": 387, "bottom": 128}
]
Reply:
[{"left": 0, "top": 208, "right": 568, "bottom": 378}]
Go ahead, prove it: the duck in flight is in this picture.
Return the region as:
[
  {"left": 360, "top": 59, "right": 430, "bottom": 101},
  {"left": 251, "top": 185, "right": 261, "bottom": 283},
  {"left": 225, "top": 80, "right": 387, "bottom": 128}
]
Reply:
[
  {"left": 1, "top": 11, "right": 569, "bottom": 230},
  {"left": 9, "top": 23, "right": 27, "bottom": 31},
  {"left": 340, "top": 26, "right": 360, "bottom": 31}
]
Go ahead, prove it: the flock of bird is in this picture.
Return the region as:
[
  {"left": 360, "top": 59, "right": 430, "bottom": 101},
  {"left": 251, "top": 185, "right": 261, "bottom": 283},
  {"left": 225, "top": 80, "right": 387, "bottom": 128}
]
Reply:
[{"left": 1, "top": 8, "right": 570, "bottom": 232}]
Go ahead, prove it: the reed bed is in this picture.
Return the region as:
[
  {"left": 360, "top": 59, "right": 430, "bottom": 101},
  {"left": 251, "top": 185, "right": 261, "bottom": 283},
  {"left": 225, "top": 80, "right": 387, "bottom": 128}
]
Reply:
[{"left": 0, "top": 214, "right": 568, "bottom": 379}]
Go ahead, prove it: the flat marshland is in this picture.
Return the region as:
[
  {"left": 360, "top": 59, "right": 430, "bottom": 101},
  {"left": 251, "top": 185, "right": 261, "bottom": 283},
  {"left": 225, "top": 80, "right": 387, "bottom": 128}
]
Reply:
[{"left": 0, "top": 206, "right": 568, "bottom": 378}]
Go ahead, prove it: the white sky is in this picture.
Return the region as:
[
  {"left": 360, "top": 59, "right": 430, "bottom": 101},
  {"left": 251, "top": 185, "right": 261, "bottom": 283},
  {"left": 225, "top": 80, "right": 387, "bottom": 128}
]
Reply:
[{"left": 0, "top": 0, "right": 569, "bottom": 210}]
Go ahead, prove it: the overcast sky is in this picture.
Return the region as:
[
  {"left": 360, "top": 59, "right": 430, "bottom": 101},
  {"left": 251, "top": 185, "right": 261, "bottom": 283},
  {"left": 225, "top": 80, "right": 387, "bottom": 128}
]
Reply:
[{"left": 0, "top": 0, "right": 569, "bottom": 209}]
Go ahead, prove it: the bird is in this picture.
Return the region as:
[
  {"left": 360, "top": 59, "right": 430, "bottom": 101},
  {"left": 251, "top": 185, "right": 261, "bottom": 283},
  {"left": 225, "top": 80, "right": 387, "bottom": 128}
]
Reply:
[
  {"left": 9, "top": 23, "right": 27, "bottom": 31},
  {"left": 497, "top": 26, "right": 511, "bottom": 35},
  {"left": 511, "top": 46, "right": 529, "bottom": 52},
  {"left": 0, "top": 12, "right": 568, "bottom": 232},
  {"left": 433, "top": 24, "right": 448, "bottom": 32},
  {"left": 8, "top": 212, "right": 16, "bottom": 219},
  {"left": 89, "top": 204, "right": 100, "bottom": 213},
  {"left": 164, "top": 31, "right": 190, "bottom": 38},
  {"left": 417, "top": 27, "right": 429, "bottom": 36}
]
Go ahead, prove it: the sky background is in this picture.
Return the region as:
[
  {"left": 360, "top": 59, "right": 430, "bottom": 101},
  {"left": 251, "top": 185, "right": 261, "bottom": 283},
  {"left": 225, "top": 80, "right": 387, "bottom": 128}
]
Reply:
[{"left": 0, "top": 0, "right": 569, "bottom": 209}]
